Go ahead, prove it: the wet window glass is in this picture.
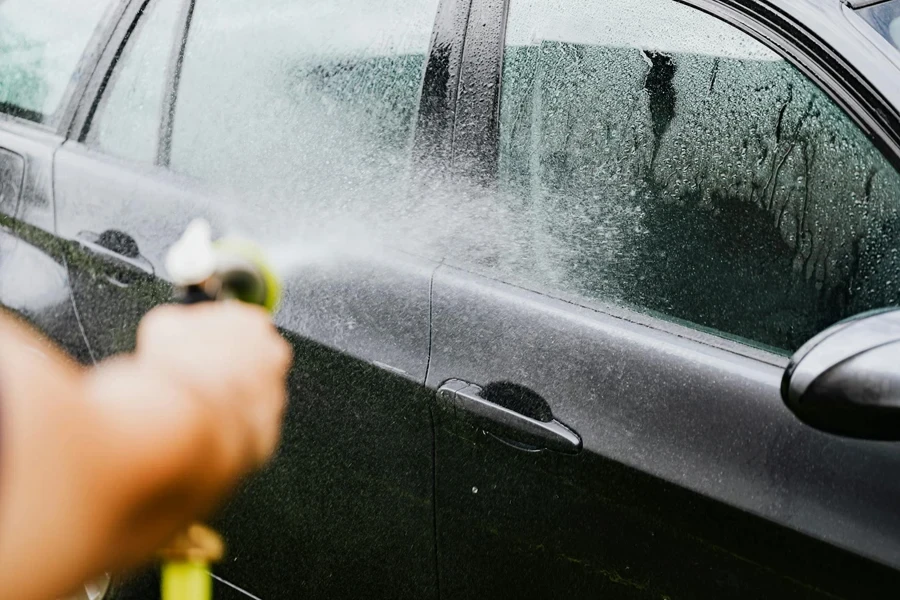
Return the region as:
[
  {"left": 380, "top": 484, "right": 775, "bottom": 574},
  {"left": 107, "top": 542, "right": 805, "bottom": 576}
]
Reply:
[
  {"left": 494, "top": 0, "right": 900, "bottom": 352},
  {"left": 859, "top": 1, "right": 900, "bottom": 51},
  {"left": 0, "top": 0, "right": 112, "bottom": 124},
  {"left": 86, "top": 0, "right": 184, "bottom": 164},
  {"left": 169, "top": 0, "right": 439, "bottom": 215}
]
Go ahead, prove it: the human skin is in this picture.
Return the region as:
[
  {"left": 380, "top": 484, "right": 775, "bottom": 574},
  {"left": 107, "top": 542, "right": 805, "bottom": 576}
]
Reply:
[{"left": 0, "top": 303, "right": 291, "bottom": 600}]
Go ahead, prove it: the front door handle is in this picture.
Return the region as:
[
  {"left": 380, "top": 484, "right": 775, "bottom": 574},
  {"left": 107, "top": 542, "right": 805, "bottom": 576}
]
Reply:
[
  {"left": 76, "top": 230, "right": 154, "bottom": 287},
  {"left": 438, "top": 379, "right": 582, "bottom": 454}
]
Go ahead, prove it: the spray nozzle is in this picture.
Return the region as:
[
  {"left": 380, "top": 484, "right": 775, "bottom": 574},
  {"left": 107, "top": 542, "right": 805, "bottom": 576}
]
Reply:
[
  {"left": 166, "top": 219, "right": 282, "bottom": 313},
  {"left": 166, "top": 219, "right": 217, "bottom": 287}
]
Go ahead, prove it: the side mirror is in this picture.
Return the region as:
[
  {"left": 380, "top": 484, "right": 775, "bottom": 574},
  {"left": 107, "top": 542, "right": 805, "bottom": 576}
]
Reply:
[{"left": 782, "top": 308, "right": 900, "bottom": 440}]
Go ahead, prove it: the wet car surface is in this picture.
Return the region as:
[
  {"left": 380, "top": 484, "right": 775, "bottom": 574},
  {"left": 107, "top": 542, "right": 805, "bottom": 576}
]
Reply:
[{"left": 4, "top": 0, "right": 900, "bottom": 598}]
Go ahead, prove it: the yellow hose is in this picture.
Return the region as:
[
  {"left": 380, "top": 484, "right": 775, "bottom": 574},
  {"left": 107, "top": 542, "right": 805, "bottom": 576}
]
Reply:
[
  {"left": 156, "top": 470, "right": 225, "bottom": 600},
  {"left": 161, "top": 561, "right": 212, "bottom": 600}
]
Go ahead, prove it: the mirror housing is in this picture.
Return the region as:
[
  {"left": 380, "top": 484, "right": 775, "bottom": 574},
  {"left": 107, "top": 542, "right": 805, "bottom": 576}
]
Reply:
[{"left": 782, "top": 308, "right": 900, "bottom": 440}]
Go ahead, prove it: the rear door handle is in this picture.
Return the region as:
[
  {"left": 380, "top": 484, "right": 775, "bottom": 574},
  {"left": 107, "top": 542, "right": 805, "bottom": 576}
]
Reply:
[
  {"left": 438, "top": 379, "right": 582, "bottom": 454},
  {"left": 76, "top": 230, "right": 154, "bottom": 287}
]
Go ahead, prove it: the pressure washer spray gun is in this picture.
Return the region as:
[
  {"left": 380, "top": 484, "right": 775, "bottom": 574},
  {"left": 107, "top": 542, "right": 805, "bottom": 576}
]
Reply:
[
  {"left": 166, "top": 219, "right": 281, "bottom": 311},
  {"left": 157, "top": 218, "right": 281, "bottom": 600}
]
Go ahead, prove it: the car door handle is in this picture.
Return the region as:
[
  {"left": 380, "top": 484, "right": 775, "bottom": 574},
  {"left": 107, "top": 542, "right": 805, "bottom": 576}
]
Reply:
[
  {"left": 76, "top": 230, "right": 154, "bottom": 287},
  {"left": 438, "top": 379, "right": 582, "bottom": 454}
]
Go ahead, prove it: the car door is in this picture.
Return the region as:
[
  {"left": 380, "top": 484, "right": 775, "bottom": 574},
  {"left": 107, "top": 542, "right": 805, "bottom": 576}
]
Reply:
[
  {"left": 427, "top": 0, "right": 900, "bottom": 598},
  {"left": 0, "top": 0, "right": 119, "bottom": 363},
  {"left": 53, "top": 0, "right": 443, "bottom": 597}
]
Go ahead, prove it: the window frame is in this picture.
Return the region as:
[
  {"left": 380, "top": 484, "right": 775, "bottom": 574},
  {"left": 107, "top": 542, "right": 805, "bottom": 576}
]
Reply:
[
  {"left": 76, "top": 0, "right": 193, "bottom": 166},
  {"left": 413, "top": 0, "right": 476, "bottom": 170},
  {"left": 66, "top": 0, "right": 194, "bottom": 160},
  {"left": 156, "top": 0, "right": 196, "bottom": 166}
]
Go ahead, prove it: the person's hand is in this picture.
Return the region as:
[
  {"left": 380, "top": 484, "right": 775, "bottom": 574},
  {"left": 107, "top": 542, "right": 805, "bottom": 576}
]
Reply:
[
  {"left": 135, "top": 301, "right": 292, "bottom": 475},
  {"left": 0, "top": 303, "right": 291, "bottom": 598},
  {"left": 75, "top": 301, "right": 291, "bottom": 571}
]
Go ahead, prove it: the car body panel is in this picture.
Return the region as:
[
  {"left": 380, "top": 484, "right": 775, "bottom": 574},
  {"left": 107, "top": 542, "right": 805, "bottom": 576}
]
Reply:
[
  {"left": 428, "top": 264, "right": 900, "bottom": 598},
  {"left": 0, "top": 121, "right": 92, "bottom": 361}
]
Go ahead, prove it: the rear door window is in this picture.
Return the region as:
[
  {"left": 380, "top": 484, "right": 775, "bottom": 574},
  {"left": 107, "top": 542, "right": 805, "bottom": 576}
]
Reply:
[
  {"left": 85, "top": 0, "right": 184, "bottom": 164},
  {"left": 167, "top": 0, "right": 439, "bottom": 218},
  {"left": 0, "top": 0, "right": 113, "bottom": 124}
]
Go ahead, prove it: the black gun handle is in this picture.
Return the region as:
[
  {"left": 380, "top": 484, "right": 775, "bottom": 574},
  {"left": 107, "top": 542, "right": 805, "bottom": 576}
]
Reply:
[{"left": 179, "top": 284, "right": 215, "bottom": 305}]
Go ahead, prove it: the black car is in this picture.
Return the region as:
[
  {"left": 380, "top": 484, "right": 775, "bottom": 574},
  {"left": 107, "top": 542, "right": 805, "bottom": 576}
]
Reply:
[{"left": 3, "top": 0, "right": 900, "bottom": 598}]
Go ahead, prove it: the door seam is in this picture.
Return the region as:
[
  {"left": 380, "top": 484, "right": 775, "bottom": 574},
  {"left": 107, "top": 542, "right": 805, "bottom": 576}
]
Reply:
[
  {"left": 424, "top": 258, "right": 442, "bottom": 383},
  {"left": 52, "top": 143, "right": 97, "bottom": 364},
  {"left": 65, "top": 268, "right": 98, "bottom": 364},
  {"left": 426, "top": 259, "right": 442, "bottom": 600},
  {"left": 429, "top": 403, "right": 442, "bottom": 600}
]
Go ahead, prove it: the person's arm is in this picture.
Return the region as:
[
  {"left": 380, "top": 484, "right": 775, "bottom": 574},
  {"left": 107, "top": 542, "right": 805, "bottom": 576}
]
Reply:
[{"left": 0, "top": 304, "right": 290, "bottom": 600}]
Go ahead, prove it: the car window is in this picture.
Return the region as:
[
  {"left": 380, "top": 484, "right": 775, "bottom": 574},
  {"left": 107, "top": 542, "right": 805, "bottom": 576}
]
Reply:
[
  {"left": 859, "top": 1, "right": 900, "bottom": 51},
  {"left": 86, "top": 0, "right": 184, "bottom": 164},
  {"left": 167, "top": 0, "right": 439, "bottom": 217},
  {"left": 0, "top": 0, "right": 112, "bottom": 124},
  {"left": 485, "top": 0, "right": 900, "bottom": 353}
]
